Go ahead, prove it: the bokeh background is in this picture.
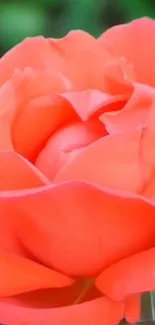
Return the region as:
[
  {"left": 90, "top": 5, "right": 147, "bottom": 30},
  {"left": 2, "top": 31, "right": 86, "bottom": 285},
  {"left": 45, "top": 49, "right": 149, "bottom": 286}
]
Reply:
[{"left": 0, "top": 0, "right": 155, "bottom": 56}]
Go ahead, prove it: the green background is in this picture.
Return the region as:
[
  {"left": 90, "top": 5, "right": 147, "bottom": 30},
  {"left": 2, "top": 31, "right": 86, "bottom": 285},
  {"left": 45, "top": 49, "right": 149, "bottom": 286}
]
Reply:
[{"left": 0, "top": 0, "right": 155, "bottom": 55}]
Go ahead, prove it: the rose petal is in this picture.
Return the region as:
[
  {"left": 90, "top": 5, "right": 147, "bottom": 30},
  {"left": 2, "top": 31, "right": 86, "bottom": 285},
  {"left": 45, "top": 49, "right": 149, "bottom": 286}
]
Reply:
[
  {"left": 102, "top": 58, "right": 134, "bottom": 95},
  {"left": 96, "top": 247, "right": 155, "bottom": 301},
  {"left": 100, "top": 83, "right": 155, "bottom": 134},
  {"left": 35, "top": 119, "right": 106, "bottom": 180},
  {"left": 0, "top": 297, "right": 124, "bottom": 325},
  {"left": 49, "top": 31, "right": 116, "bottom": 90},
  {"left": 55, "top": 128, "right": 143, "bottom": 193},
  {"left": 55, "top": 125, "right": 155, "bottom": 200},
  {"left": 0, "top": 66, "right": 74, "bottom": 154},
  {"left": 131, "top": 104, "right": 155, "bottom": 200},
  {"left": 0, "top": 150, "right": 50, "bottom": 256},
  {"left": 13, "top": 93, "right": 77, "bottom": 162},
  {"left": 61, "top": 89, "right": 127, "bottom": 121},
  {"left": 0, "top": 32, "right": 116, "bottom": 91},
  {"left": 0, "top": 150, "right": 49, "bottom": 190},
  {"left": 0, "top": 77, "right": 18, "bottom": 151},
  {"left": 10, "top": 281, "right": 101, "bottom": 308},
  {"left": 125, "top": 294, "right": 141, "bottom": 324},
  {"left": 3, "top": 181, "right": 155, "bottom": 277},
  {"left": 0, "top": 37, "right": 60, "bottom": 86},
  {"left": 99, "top": 18, "right": 155, "bottom": 87},
  {"left": 0, "top": 251, "right": 73, "bottom": 296},
  {"left": 11, "top": 67, "right": 72, "bottom": 100}
]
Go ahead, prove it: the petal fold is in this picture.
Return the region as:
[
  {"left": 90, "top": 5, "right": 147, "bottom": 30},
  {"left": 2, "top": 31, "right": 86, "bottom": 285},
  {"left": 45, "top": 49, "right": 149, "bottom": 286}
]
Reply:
[
  {"left": 0, "top": 251, "right": 73, "bottom": 296},
  {"left": 0, "top": 151, "right": 49, "bottom": 190},
  {"left": 96, "top": 247, "right": 155, "bottom": 301},
  {"left": 100, "top": 83, "right": 155, "bottom": 134}
]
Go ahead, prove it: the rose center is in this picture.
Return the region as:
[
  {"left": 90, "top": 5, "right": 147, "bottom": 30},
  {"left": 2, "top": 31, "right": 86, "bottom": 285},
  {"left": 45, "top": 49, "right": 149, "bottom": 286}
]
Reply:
[{"left": 35, "top": 119, "right": 106, "bottom": 181}]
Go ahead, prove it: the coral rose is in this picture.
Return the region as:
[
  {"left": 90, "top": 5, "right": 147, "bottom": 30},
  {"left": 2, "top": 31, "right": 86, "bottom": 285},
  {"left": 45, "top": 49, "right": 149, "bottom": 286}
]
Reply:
[{"left": 0, "top": 16, "right": 155, "bottom": 325}]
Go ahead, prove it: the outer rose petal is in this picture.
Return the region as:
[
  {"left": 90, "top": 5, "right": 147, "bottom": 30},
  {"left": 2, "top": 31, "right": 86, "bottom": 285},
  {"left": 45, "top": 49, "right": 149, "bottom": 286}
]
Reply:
[
  {"left": 0, "top": 31, "right": 133, "bottom": 91},
  {"left": 3, "top": 182, "right": 155, "bottom": 277},
  {"left": 9, "top": 66, "right": 71, "bottom": 102},
  {"left": 99, "top": 18, "right": 155, "bottom": 87},
  {"left": 0, "top": 37, "right": 60, "bottom": 86},
  {"left": 0, "top": 150, "right": 50, "bottom": 257},
  {"left": 0, "top": 150, "right": 49, "bottom": 190},
  {"left": 49, "top": 31, "right": 116, "bottom": 90},
  {"left": 96, "top": 247, "right": 155, "bottom": 301},
  {"left": 0, "top": 76, "right": 19, "bottom": 151},
  {"left": 0, "top": 297, "right": 124, "bottom": 325},
  {"left": 55, "top": 128, "right": 143, "bottom": 193},
  {"left": 0, "top": 251, "right": 73, "bottom": 296}
]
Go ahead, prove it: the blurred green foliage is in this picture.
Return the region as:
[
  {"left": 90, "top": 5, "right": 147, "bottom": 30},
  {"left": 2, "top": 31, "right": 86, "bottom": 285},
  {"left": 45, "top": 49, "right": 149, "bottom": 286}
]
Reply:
[{"left": 0, "top": 0, "right": 155, "bottom": 55}]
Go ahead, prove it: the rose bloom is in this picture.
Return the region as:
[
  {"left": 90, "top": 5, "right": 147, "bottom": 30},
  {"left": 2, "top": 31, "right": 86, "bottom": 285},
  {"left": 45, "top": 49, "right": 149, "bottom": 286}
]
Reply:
[{"left": 1, "top": 16, "right": 155, "bottom": 325}]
